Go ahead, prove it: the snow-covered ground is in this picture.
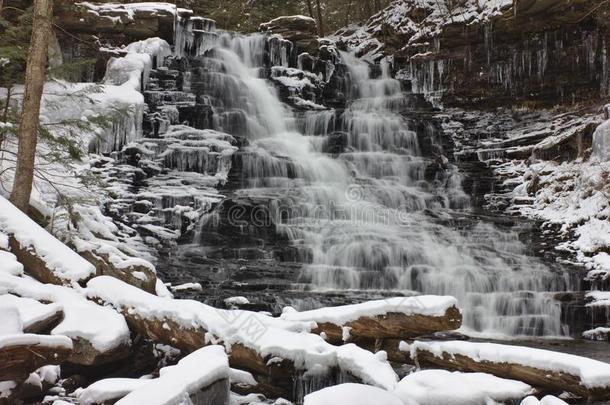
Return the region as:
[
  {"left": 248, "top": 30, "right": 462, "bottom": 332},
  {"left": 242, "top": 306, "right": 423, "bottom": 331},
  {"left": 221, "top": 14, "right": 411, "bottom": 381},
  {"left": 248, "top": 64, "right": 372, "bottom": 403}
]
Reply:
[{"left": 336, "top": 0, "right": 512, "bottom": 60}]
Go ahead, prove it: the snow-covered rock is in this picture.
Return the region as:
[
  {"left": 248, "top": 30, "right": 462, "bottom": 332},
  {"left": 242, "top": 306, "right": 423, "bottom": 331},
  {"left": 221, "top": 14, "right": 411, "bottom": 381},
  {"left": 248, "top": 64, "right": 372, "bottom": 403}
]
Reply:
[
  {"left": 304, "top": 383, "right": 405, "bottom": 405},
  {"left": 520, "top": 395, "right": 569, "bottom": 405},
  {"left": 583, "top": 327, "right": 610, "bottom": 341},
  {"left": 593, "top": 118, "right": 610, "bottom": 161},
  {"left": 77, "top": 378, "right": 152, "bottom": 405},
  {"left": 394, "top": 369, "right": 532, "bottom": 405},
  {"left": 115, "top": 345, "right": 230, "bottom": 405}
]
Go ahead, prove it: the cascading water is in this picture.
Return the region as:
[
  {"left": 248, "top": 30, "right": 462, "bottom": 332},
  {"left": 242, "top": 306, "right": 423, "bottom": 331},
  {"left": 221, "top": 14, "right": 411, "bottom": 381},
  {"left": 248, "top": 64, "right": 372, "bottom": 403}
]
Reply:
[{"left": 173, "top": 32, "right": 576, "bottom": 338}]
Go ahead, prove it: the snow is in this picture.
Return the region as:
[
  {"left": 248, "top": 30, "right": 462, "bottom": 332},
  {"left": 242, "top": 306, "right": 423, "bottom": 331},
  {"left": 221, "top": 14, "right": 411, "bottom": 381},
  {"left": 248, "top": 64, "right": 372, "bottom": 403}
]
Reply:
[
  {"left": 0, "top": 333, "right": 73, "bottom": 350},
  {"left": 36, "top": 365, "right": 61, "bottom": 385},
  {"left": 0, "top": 306, "right": 22, "bottom": 335},
  {"left": 394, "top": 369, "right": 532, "bottom": 405},
  {"left": 125, "top": 37, "right": 172, "bottom": 66},
  {"left": 0, "top": 196, "right": 96, "bottom": 284},
  {"left": 338, "top": 0, "right": 513, "bottom": 59},
  {"left": 409, "top": 340, "right": 610, "bottom": 389},
  {"left": 76, "top": 2, "right": 192, "bottom": 19},
  {"left": 225, "top": 296, "right": 250, "bottom": 306},
  {"left": 115, "top": 345, "right": 229, "bottom": 405},
  {"left": 335, "top": 344, "right": 397, "bottom": 390},
  {"left": 521, "top": 395, "right": 569, "bottom": 405},
  {"left": 230, "top": 368, "right": 257, "bottom": 387},
  {"left": 0, "top": 250, "right": 24, "bottom": 276},
  {"left": 86, "top": 276, "right": 398, "bottom": 390},
  {"left": 0, "top": 273, "right": 130, "bottom": 353},
  {"left": 0, "top": 381, "right": 16, "bottom": 399},
  {"left": 170, "top": 282, "right": 203, "bottom": 292},
  {"left": 0, "top": 294, "right": 62, "bottom": 331},
  {"left": 587, "top": 291, "right": 610, "bottom": 307},
  {"left": 78, "top": 378, "right": 151, "bottom": 405},
  {"left": 583, "top": 327, "right": 610, "bottom": 341},
  {"left": 280, "top": 295, "right": 457, "bottom": 325},
  {"left": 304, "top": 383, "right": 405, "bottom": 405},
  {"left": 509, "top": 152, "right": 610, "bottom": 277}
]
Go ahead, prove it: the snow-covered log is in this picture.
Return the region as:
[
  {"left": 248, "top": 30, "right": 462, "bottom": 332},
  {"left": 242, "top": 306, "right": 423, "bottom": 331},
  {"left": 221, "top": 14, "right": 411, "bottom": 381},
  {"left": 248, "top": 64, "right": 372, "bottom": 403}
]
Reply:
[
  {"left": 0, "top": 294, "right": 63, "bottom": 335},
  {"left": 0, "top": 274, "right": 131, "bottom": 366},
  {"left": 0, "top": 334, "right": 72, "bottom": 381},
  {"left": 86, "top": 276, "right": 399, "bottom": 399},
  {"left": 0, "top": 196, "right": 96, "bottom": 286},
  {"left": 280, "top": 296, "right": 461, "bottom": 343},
  {"left": 408, "top": 340, "right": 610, "bottom": 399},
  {"left": 78, "top": 346, "right": 230, "bottom": 405}
]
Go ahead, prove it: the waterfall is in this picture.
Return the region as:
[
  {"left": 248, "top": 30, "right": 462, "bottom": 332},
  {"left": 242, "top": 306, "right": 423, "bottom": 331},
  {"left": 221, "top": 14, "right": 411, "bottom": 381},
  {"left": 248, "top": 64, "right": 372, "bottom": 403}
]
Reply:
[{"left": 191, "top": 33, "right": 573, "bottom": 338}]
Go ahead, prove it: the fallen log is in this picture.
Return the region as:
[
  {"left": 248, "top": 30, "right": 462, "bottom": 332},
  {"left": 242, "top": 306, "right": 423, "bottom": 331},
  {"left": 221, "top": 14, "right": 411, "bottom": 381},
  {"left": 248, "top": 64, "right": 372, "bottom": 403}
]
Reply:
[
  {"left": 0, "top": 334, "right": 72, "bottom": 381},
  {"left": 0, "top": 274, "right": 131, "bottom": 366},
  {"left": 86, "top": 276, "right": 399, "bottom": 400},
  {"left": 0, "top": 196, "right": 96, "bottom": 286},
  {"left": 280, "top": 296, "right": 461, "bottom": 344},
  {"left": 78, "top": 346, "right": 230, "bottom": 405},
  {"left": 0, "top": 294, "right": 63, "bottom": 335},
  {"left": 408, "top": 340, "right": 610, "bottom": 400}
]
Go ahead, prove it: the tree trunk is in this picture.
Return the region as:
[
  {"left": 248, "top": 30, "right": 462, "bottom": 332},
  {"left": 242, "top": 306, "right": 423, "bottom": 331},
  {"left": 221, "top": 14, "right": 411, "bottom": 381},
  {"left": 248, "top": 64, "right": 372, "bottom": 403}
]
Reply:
[
  {"left": 305, "top": 0, "right": 314, "bottom": 19},
  {"left": 315, "top": 0, "right": 325, "bottom": 37},
  {"left": 10, "top": 0, "right": 53, "bottom": 213},
  {"left": 344, "top": 0, "right": 352, "bottom": 26}
]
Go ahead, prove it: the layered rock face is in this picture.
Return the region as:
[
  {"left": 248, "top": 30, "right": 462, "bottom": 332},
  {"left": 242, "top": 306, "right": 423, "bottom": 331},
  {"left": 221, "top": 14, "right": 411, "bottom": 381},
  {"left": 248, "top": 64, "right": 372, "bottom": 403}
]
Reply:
[{"left": 342, "top": 0, "right": 610, "bottom": 108}]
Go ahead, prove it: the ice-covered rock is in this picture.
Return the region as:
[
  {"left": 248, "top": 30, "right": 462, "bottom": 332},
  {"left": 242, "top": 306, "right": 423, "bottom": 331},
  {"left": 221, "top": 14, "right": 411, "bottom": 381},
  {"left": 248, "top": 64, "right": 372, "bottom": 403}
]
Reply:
[{"left": 593, "top": 119, "right": 610, "bottom": 161}]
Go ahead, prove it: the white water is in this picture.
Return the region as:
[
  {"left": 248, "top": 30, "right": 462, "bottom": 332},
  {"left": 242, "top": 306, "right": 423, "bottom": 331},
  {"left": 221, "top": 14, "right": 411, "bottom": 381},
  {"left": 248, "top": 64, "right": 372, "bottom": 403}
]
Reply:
[{"left": 199, "top": 33, "right": 573, "bottom": 338}]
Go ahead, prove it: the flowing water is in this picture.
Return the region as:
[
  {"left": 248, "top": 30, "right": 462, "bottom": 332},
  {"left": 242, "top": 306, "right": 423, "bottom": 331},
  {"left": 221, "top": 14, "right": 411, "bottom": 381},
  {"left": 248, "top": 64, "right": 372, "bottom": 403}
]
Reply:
[{"left": 155, "top": 33, "right": 582, "bottom": 339}]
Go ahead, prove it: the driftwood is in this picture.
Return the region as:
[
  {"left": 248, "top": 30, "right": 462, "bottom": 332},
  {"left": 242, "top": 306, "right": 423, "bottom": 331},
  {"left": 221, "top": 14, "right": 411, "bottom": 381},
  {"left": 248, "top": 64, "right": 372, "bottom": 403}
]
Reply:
[
  {"left": 411, "top": 345, "right": 610, "bottom": 400},
  {"left": 0, "top": 338, "right": 72, "bottom": 381},
  {"left": 312, "top": 308, "right": 462, "bottom": 344}
]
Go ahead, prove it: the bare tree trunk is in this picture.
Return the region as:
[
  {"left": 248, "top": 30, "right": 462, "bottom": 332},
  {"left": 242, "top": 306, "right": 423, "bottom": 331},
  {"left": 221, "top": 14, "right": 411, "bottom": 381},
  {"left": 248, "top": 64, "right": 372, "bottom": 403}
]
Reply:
[
  {"left": 315, "top": 0, "right": 325, "bottom": 37},
  {"left": 305, "top": 0, "right": 314, "bottom": 18},
  {"left": 345, "top": 0, "right": 353, "bottom": 26},
  {"left": 10, "top": 0, "right": 53, "bottom": 212}
]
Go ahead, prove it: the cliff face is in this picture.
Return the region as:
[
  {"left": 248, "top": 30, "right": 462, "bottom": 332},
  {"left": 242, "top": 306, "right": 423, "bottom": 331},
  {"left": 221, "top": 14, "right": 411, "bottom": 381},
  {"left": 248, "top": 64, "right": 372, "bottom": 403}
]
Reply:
[{"left": 342, "top": 0, "right": 610, "bottom": 108}]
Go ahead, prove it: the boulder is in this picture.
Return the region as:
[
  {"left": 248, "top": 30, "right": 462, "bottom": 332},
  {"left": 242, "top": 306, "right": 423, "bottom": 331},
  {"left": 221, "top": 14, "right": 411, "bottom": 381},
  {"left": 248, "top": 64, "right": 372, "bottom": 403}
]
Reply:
[{"left": 260, "top": 15, "right": 318, "bottom": 45}]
